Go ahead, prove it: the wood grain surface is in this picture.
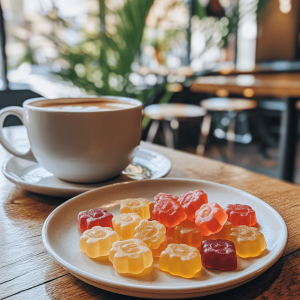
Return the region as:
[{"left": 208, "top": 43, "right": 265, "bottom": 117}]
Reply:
[{"left": 1, "top": 126, "right": 300, "bottom": 299}]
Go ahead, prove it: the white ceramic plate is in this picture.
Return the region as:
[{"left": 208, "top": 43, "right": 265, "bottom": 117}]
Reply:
[
  {"left": 2, "top": 147, "right": 171, "bottom": 197},
  {"left": 42, "top": 178, "right": 287, "bottom": 298}
]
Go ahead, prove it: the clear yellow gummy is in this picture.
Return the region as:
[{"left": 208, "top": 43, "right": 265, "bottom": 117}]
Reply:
[
  {"left": 171, "top": 220, "right": 203, "bottom": 248},
  {"left": 120, "top": 198, "right": 150, "bottom": 219},
  {"left": 159, "top": 244, "right": 201, "bottom": 278},
  {"left": 203, "top": 221, "right": 233, "bottom": 241},
  {"left": 134, "top": 219, "right": 166, "bottom": 249},
  {"left": 229, "top": 225, "right": 267, "bottom": 258},
  {"left": 109, "top": 238, "right": 153, "bottom": 274},
  {"left": 112, "top": 213, "right": 142, "bottom": 240},
  {"left": 80, "top": 226, "right": 120, "bottom": 258}
]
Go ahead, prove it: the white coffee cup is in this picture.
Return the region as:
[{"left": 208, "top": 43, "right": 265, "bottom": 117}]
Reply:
[{"left": 0, "top": 96, "right": 142, "bottom": 183}]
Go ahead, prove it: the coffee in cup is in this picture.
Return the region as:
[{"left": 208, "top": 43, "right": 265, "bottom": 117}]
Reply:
[{"left": 0, "top": 96, "right": 142, "bottom": 183}]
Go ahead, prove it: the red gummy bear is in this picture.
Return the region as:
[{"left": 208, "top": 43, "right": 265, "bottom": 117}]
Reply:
[
  {"left": 77, "top": 208, "right": 113, "bottom": 233},
  {"left": 177, "top": 190, "right": 208, "bottom": 221},
  {"left": 152, "top": 194, "right": 186, "bottom": 228},
  {"left": 225, "top": 204, "right": 257, "bottom": 227},
  {"left": 200, "top": 239, "right": 237, "bottom": 271}
]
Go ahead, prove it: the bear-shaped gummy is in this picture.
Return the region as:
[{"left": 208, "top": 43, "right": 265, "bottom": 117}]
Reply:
[
  {"left": 112, "top": 213, "right": 142, "bottom": 240},
  {"left": 80, "top": 226, "right": 119, "bottom": 258},
  {"left": 109, "top": 239, "right": 153, "bottom": 274}
]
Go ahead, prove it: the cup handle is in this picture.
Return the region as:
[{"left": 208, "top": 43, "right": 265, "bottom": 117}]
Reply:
[{"left": 0, "top": 106, "right": 37, "bottom": 162}]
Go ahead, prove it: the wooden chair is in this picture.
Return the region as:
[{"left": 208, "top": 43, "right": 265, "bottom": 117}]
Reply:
[
  {"left": 144, "top": 103, "right": 206, "bottom": 149},
  {"left": 198, "top": 97, "right": 257, "bottom": 159}
]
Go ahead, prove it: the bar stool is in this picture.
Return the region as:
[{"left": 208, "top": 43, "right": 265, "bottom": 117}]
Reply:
[
  {"left": 198, "top": 97, "right": 257, "bottom": 159},
  {"left": 144, "top": 103, "right": 206, "bottom": 149}
]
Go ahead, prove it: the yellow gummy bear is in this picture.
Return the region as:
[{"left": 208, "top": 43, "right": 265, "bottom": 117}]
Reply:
[
  {"left": 159, "top": 244, "right": 201, "bottom": 278},
  {"left": 120, "top": 198, "right": 150, "bottom": 219},
  {"left": 171, "top": 220, "right": 203, "bottom": 248},
  {"left": 229, "top": 225, "right": 267, "bottom": 258},
  {"left": 203, "top": 221, "right": 233, "bottom": 241},
  {"left": 112, "top": 213, "right": 142, "bottom": 240},
  {"left": 109, "top": 238, "right": 153, "bottom": 274},
  {"left": 134, "top": 219, "right": 166, "bottom": 249},
  {"left": 80, "top": 226, "right": 120, "bottom": 258}
]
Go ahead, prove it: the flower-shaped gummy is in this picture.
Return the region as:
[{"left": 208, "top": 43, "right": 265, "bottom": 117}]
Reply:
[
  {"left": 109, "top": 239, "right": 153, "bottom": 274},
  {"left": 195, "top": 202, "right": 228, "bottom": 236},
  {"left": 112, "top": 213, "right": 142, "bottom": 240},
  {"left": 203, "top": 221, "right": 233, "bottom": 241},
  {"left": 152, "top": 195, "right": 187, "bottom": 228},
  {"left": 134, "top": 219, "right": 166, "bottom": 249},
  {"left": 120, "top": 198, "right": 150, "bottom": 219},
  {"left": 177, "top": 190, "right": 208, "bottom": 221},
  {"left": 77, "top": 208, "right": 113, "bottom": 233},
  {"left": 159, "top": 244, "right": 201, "bottom": 278},
  {"left": 201, "top": 239, "right": 237, "bottom": 271},
  {"left": 80, "top": 226, "right": 119, "bottom": 258},
  {"left": 230, "top": 225, "right": 267, "bottom": 258},
  {"left": 225, "top": 204, "right": 257, "bottom": 227},
  {"left": 171, "top": 219, "right": 203, "bottom": 248},
  {"left": 152, "top": 235, "right": 175, "bottom": 258}
]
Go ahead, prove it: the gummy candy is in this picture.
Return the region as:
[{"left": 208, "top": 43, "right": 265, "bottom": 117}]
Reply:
[
  {"left": 230, "top": 225, "right": 267, "bottom": 258},
  {"left": 203, "top": 221, "right": 233, "bottom": 241},
  {"left": 195, "top": 202, "right": 228, "bottom": 236},
  {"left": 134, "top": 219, "right": 166, "bottom": 249},
  {"left": 149, "top": 202, "right": 155, "bottom": 217},
  {"left": 80, "top": 226, "right": 119, "bottom": 258},
  {"left": 120, "top": 198, "right": 150, "bottom": 219},
  {"left": 152, "top": 196, "right": 187, "bottom": 228},
  {"left": 109, "top": 238, "right": 153, "bottom": 274},
  {"left": 177, "top": 190, "right": 208, "bottom": 221},
  {"left": 170, "top": 219, "right": 203, "bottom": 248},
  {"left": 201, "top": 239, "right": 237, "bottom": 271},
  {"left": 77, "top": 208, "right": 113, "bottom": 233},
  {"left": 151, "top": 235, "right": 175, "bottom": 257},
  {"left": 225, "top": 204, "right": 257, "bottom": 227},
  {"left": 112, "top": 213, "right": 142, "bottom": 240},
  {"left": 154, "top": 193, "right": 179, "bottom": 203},
  {"left": 159, "top": 244, "right": 201, "bottom": 278}
]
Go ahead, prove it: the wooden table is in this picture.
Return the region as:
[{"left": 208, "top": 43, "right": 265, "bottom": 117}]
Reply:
[
  {"left": 190, "top": 72, "right": 300, "bottom": 183},
  {"left": 1, "top": 126, "right": 300, "bottom": 299}
]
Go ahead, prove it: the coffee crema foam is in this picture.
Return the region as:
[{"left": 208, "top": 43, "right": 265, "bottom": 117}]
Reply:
[{"left": 30, "top": 99, "right": 136, "bottom": 112}]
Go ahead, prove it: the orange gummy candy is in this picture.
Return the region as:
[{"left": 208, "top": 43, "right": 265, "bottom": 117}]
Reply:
[
  {"left": 80, "top": 226, "right": 120, "bottom": 258},
  {"left": 120, "top": 198, "right": 150, "bottom": 219},
  {"left": 151, "top": 235, "right": 175, "bottom": 257},
  {"left": 170, "top": 219, "right": 203, "bottom": 248},
  {"left": 229, "top": 225, "right": 267, "bottom": 258},
  {"left": 195, "top": 203, "right": 228, "bottom": 236},
  {"left": 112, "top": 213, "right": 142, "bottom": 240},
  {"left": 134, "top": 219, "right": 166, "bottom": 249},
  {"left": 203, "top": 221, "right": 233, "bottom": 241},
  {"left": 109, "top": 239, "right": 153, "bottom": 274},
  {"left": 159, "top": 244, "right": 201, "bottom": 278}
]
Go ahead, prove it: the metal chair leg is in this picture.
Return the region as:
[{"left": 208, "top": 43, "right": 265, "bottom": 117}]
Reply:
[
  {"left": 197, "top": 114, "right": 212, "bottom": 156},
  {"left": 146, "top": 120, "right": 160, "bottom": 143},
  {"left": 227, "top": 111, "right": 237, "bottom": 161}
]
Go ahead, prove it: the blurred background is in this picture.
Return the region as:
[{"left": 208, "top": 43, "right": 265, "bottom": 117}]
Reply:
[{"left": 1, "top": 0, "right": 300, "bottom": 183}]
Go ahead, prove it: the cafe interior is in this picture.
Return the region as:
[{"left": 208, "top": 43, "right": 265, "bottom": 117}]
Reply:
[{"left": 1, "top": 0, "right": 300, "bottom": 299}]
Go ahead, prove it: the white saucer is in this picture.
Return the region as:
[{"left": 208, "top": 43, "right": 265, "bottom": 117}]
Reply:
[
  {"left": 42, "top": 178, "right": 288, "bottom": 298},
  {"left": 2, "top": 147, "right": 171, "bottom": 197}
]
